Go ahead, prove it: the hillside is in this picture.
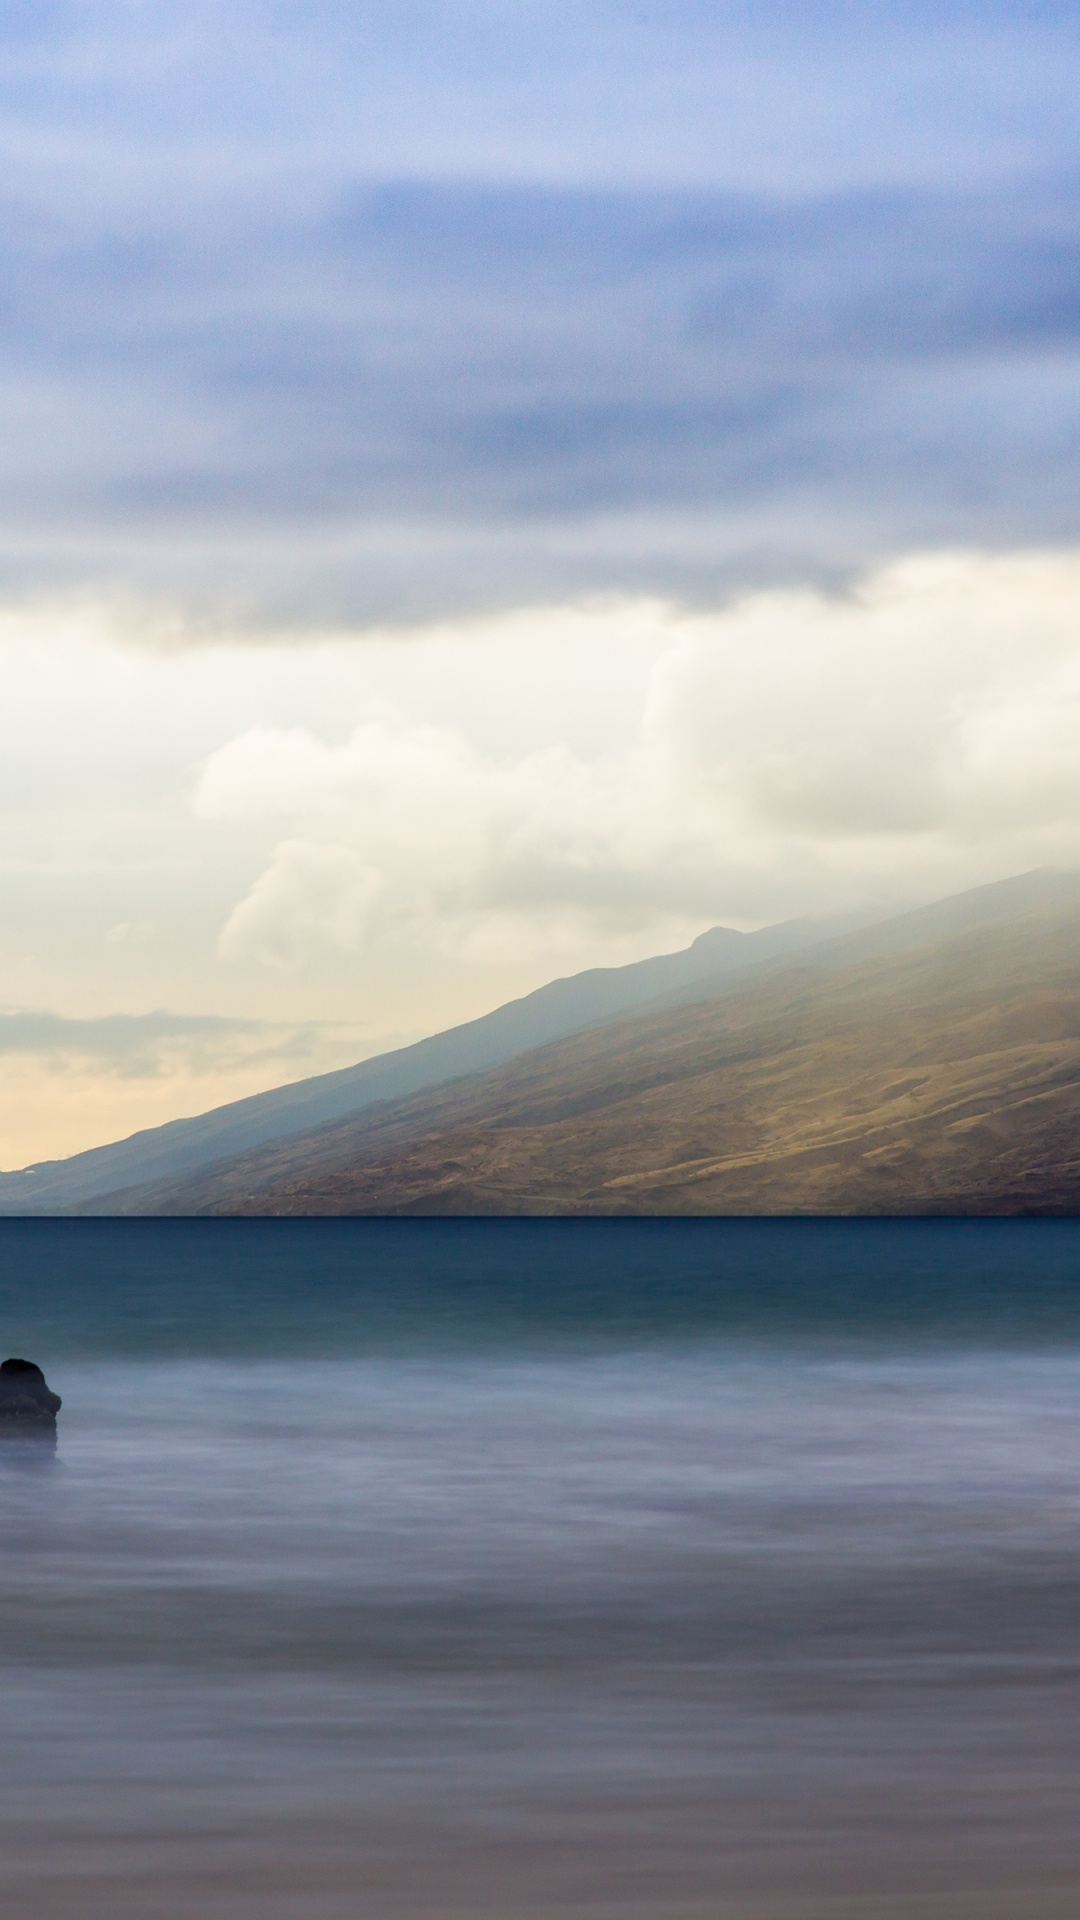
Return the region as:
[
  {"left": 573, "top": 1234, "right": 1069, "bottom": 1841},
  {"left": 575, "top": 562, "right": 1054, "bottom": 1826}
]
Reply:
[
  {"left": 114, "top": 869, "right": 1080, "bottom": 1215},
  {"left": 0, "top": 910, "right": 855, "bottom": 1213}
]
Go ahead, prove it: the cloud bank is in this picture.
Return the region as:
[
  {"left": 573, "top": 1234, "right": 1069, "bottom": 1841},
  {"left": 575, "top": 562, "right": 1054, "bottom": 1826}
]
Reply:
[
  {"left": 0, "top": 5, "right": 1079, "bottom": 616},
  {"left": 0, "top": 175, "right": 1078, "bottom": 618},
  {"left": 0, "top": 1004, "right": 375, "bottom": 1169},
  {"left": 192, "top": 552, "right": 1080, "bottom": 965},
  {"left": 0, "top": 1008, "right": 324, "bottom": 1076}
]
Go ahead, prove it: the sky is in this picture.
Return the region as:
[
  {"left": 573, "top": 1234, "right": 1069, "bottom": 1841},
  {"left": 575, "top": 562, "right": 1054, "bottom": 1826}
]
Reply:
[{"left": 3, "top": 1, "right": 1080, "bottom": 1165}]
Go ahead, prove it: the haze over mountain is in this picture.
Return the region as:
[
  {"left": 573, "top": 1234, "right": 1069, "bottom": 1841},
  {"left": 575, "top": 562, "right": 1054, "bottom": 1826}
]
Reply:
[
  {"left": 0, "top": 908, "right": 863, "bottom": 1214},
  {"left": 56, "top": 867, "right": 1080, "bottom": 1218}
]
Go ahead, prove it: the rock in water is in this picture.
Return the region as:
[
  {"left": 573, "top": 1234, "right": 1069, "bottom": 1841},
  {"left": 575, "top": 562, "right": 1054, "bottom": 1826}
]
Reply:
[{"left": 0, "top": 1358, "right": 62, "bottom": 1433}]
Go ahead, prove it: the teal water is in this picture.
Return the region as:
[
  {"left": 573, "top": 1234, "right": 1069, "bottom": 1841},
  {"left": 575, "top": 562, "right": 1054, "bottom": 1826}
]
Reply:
[
  {"left": 5, "top": 1216, "right": 1080, "bottom": 1354},
  {"left": 2, "top": 1219, "right": 1080, "bottom": 1918}
]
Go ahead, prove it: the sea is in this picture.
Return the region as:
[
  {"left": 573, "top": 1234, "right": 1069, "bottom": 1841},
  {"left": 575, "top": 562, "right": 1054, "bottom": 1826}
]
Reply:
[{"left": 2, "top": 1216, "right": 1080, "bottom": 1919}]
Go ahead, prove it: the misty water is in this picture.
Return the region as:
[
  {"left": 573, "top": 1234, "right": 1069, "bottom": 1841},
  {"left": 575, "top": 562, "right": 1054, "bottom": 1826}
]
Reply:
[{"left": 3, "top": 1219, "right": 1080, "bottom": 1919}]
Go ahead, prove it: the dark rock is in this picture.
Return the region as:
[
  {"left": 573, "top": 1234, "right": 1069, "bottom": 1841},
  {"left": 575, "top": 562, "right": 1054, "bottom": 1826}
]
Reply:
[{"left": 0, "top": 1358, "right": 61, "bottom": 1432}]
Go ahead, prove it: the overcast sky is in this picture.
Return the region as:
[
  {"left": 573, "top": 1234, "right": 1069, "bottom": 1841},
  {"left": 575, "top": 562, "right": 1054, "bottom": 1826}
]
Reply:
[{"left": 4, "top": 2, "right": 1080, "bottom": 1164}]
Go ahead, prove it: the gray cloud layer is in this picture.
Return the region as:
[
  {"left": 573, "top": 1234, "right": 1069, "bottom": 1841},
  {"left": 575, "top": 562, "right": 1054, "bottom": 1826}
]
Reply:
[
  {"left": 2, "top": 0, "right": 1080, "bottom": 618},
  {"left": 0, "top": 1009, "right": 327, "bottom": 1077},
  {"left": 1, "top": 174, "right": 1078, "bottom": 618}
]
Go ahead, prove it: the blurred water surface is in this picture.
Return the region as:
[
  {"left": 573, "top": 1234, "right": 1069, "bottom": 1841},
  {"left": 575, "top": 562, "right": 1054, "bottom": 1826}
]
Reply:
[{"left": 2, "top": 1218, "right": 1080, "bottom": 1918}]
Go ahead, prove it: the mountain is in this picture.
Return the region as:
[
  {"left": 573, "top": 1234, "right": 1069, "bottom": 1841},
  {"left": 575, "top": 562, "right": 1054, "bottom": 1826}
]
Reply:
[
  {"left": 95, "top": 867, "right": 1080, "bottom": 1216},
  {"left": 0, "top": 908, "right": 865, "bottom": 1214}
]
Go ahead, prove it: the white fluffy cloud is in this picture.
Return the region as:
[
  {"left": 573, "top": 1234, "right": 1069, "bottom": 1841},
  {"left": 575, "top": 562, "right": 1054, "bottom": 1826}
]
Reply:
[
  {"left": 645, "top": 552, "right": 1080, "bottom": 839},
  {"left": 192, "top": 551, "right": 1080, "bottom": 969},
  {"left": 218, "top": 841, "right": 384, "bottom": 969}
]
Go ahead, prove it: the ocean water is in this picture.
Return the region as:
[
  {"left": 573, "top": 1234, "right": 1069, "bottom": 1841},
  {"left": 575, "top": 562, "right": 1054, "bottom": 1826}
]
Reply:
[{"left": 2, "top": 1219, "right": 1080, "bottom": 1919}]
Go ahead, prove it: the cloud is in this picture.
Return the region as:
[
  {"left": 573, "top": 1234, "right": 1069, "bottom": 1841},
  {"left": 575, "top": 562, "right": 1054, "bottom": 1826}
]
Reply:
[
  {"left": 193, "top": 551, "right": 1080, "bottom": 964},
  {"left": 0, "top": 1007, "right": 329, "bottom": 1078},
  {"left": 0, "top": 998, "right": 421, "bottom": 1167},
  {"left": 0, "top": 6, "right": 1079, "bottom": 618},
  {"left": 219, "top": 842, "right": 383, "bottom": 969},
  {"left": 199, "top": 718, "right": 633, "bottom": 963}
]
